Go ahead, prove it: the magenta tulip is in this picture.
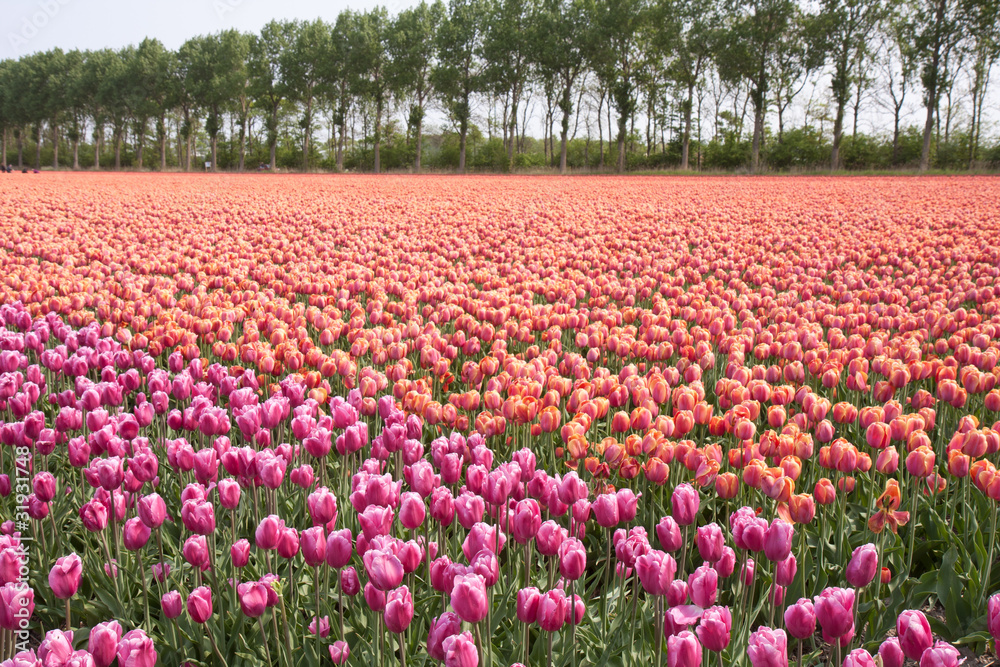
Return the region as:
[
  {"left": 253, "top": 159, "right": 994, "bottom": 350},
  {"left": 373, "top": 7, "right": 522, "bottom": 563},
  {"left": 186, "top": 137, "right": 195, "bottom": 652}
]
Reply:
[
  {"left": 668, "top": 630, "right": 702, "bottom": 667},
  {"left": 39, "top": 629, "right": 74, "bottom": 667},
  {"left": 442, "top": 631, "right": 478, "bottom": 667},
  {"left": 517, "top": 587, "right": 541, "bottom": 624},
  {"left": 384, "top": 585, "right": 414, "bottom": 633},
  {"left": 329, "top": 641, "right": 350, "bottom": 664},
  {"left": 671, "top": 484, "right": 699, "bottom": 526},
  {"left": 48, "top": 553, "right": 82, "bottom": 599},
  {"left": 814, "top": 588, "right": 855, "bottom": 640},
  {"left": 657, "top": 515, "right": 683, "bottom": 552},
  {"left": 845, "top": 543, "right": 878, "bottom": 589},
  {"left": 747, "top": 627, "right": 788, "bottom": 667},
  {"left": 364, "top": 548, "right": 404, "bottom": 591},
  {"left": 451, "top": 573, "right": 488, "bottom": 623},
  {"left": 896, "top": 610, "right": 933, "bottom": 660},
  {"left": 878, "top": 638, "right": 904, "bottom": 667},
  {"left": 697, "top": 523, "right": 724, "bottom": 563},
  {"left": 558, "top": 538, "right": 587, "bottom": 580},
  {"left": 88, "top": 620, "right": 122, "bottom": 667},
  {"left": 428, "top": 612, "right": 462, "bottom": 660},
  {"left": 537, "top": 589, "right": 568, "bottom": 632},
  {"left": 187, "top": 586, "right": 212, "bottom": 623},
  {"left": 989, "top": 594, "right": 1000, "bottom": 643},
  {"left": 918, "top": 641, "right": 962, "bottom": 667},
  {"left": 697, "top": 606, "right": 732, "bottom": 652},
  {"left": 326, "top": 528, "right": 353, "bottom": 569},
  {"left": 783, "top": 598, "right": 816, "bottom": 639},
  {"left": 763, "top": 519, "right": 794, "bottom": 562},
  {"left": 117, "top": 629, "right": 157, "bottom": 667},
  {"left": 689, "top": 563, "right": 719, "bottom": 608},
  {"left": 137, "top": 493, "right": 166, "bottom": 529},
  {"left": 161, "top": 591, "right": 182, "bottom": 619}
]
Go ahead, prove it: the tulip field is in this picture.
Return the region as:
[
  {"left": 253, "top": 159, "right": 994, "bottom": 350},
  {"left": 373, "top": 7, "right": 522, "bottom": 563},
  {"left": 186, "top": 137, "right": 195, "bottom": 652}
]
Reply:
[{"left": 2, "top": 173, "right": 1000, "bottom": 667}]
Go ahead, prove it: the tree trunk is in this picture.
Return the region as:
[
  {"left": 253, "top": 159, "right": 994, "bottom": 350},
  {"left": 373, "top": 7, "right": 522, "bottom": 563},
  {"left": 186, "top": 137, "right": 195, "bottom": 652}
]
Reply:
[
  {"left": 238, "top": 114, "right": 247, "bottom": 172},
  {"left": 211, "top": 133, "right": 218, "bottom": 172},
  {"left": 52, "top": 123, "right": 59, "bottom": 169},
  {"left": 459, "top": 126, "right": 467, "bottom": 174},
  {"left": 2, "top": 129, "right": 7, "bottom": 167},
  {"left": 681, "top": 84, "right": 694, "bottom": 170},
  {"left": 36, "top": 125, "right": 42, "bottom": 169},
  {"left": 18, "top": 128, "right": 24, "bottom": 168},
  {"left": 94, "top": 130, "right": 101, "bottom": 170},
  {"left": 750, "top": 104, "right": 764, "bottom": 174},
  {"left": 186, "top": 133, "right": 193, "bottom": 172},
  {"left": 616, "top": 116, "right": 627, "bottom": 173},
  {"left": 114, "top": 131, "right": 121, "bottom": 170},
  {"left": 374, "top": 99, "right": 382, "bottom": 174},
  {"left": 831, "top": 98, "right": 845, "bottom": 171},
  {"left": 415, "top": 112, "right": 423, "bottom": 173},
  {"left": 597, "top": 92, "right": 604, "bottom": 170},
  {"left": 72, "top": 140, "right": 79, "bottom": 170},
  {"left": 919, "top": 95, "right": 935, "bottom": 172}
]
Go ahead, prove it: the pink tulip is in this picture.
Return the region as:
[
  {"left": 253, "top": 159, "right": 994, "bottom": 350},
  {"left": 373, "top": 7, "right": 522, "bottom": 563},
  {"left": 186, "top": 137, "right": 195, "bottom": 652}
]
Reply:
[
  {"left": 657, "top": 515, "right": 683, "bottom": 552},
  {"left": 238, "top": 581, "right": 268, "bottom": 617},
  {"left": 364, "top": 582, "right": 386, "bottom": 612},
  {"left": 636, "top": 550, "right": 677, "bottom": 596},
  {"left": 231, "top": 539, "right": 250, "bottom": 568},
  {"left": 843, "top": 649, "right": 876, "bottom": 667},
  {"left": 511, "top": 499, "right": 541, "bottom": 544},
  {"left": 442, "top": 631, "right": 478, "bottom": 667},
  {"left": 896, "top": 609, "right": 933, "bottom": 660},
  {"left": 301, "top": 526, "right": 326, "bottom": 567},
  {"left": 783, "top": 598, "right": 816, "bottom": 639},
  {"left": 747, "top": 627, "right": 788, "bottom": 667},
  {"left": 689, "top": 563, "right": 719, "bottom": 608},
  {"left": 668, "top": 630, "right": 702, "bottom": 667},
  {"left": 451, "top": 573, "right": 488, "bottom": 623},
  {"left": 161, "top": 591, "right": 182, "bottom": 619},
  {"left": 989, "top": 594, "right": 1000, "bottom": 643},
  {"left": 183, "top": 535, "right": 210, "bottom": 571},
  {"left": 617, "top": 488, "right": 640, "bottom": 522},
  {"left": 307, "top": 486, "right": 337, "bottom": 526},
  {"left": 117, "top": 629, "right": 157, "bottom": 667},
  {"left": 775, "top": 554, "right": 797, "bottom": 587},
  {"left": 558, "top": 538, "right": 587, "bottom": 580},
  {"left": 878, "top": 638, "right": 904, "bottom": 667},
  {"left": 48, "top": 553, "right": 82, "bottom": 599},
  {"left": 763, "top": 519, "right": 794, "bottom": 562},
  {"left": 671, "top": 484, "right": 699, "bottom": 525},
  {"left": 535, "top": 520, "right": 567, "bottom": 556},
  {"left": 255, "top": 515, "right": 283, "bottom": 550},
  {"left": 217, "top": 478, "right": 241, "bottom": 510},
  {"left": 537, "top": 588, "right": 568, "bottom": 632},
  {"left": 39, "top": 629, "right": 75, "bottom": 667},
  {"left": 517, "top": 587, "right": 541, "bottom": 624},
  {"left": 79, "top": 500, "right": 109, "bottom": 532},
  {"left": 341, "top": 567, "right": 361, "bottom": 596},
  {"left": 845, "top": 543, "right": 878, "bottom": 588},
  {"left": 814, "top": 588, "right": 855, "bottom": 640},
  {"left": 399, "top": 492, "right": 426, "bottom": 530},
  {"left": 364, "top": 548, "right": 404, "bottom": 591},
  {"left": 918, "top": 641, "right": 962, "bottom": 667},
  {"left": 329, "top": 641, "right": 350, "bottom": 664},
  {"left": 277, "top": 527, "right": 300, "bottom": 559},
  {"left": 88, "top": 620, "right": 122, "bottom": 667},
  {"left": 697, "top": 606, "right": 732, "bottom": 652},
  {"left": 137, "top": 493, "right": 166, "bottom": 529},
  {"left": 697, "top": 523, "right": 724, "bottom": 563},
  {"left": 187, "top": 586, "right": 212, "bottom": 623},
  {"left": 326, "top": 528, "right": 353, "bottom": 569},
  {"left": 428, "top": 612, "right": 462, "bottom": 660},
  {"left": 123, "top": 517, "right": 151, "bottom": 551},
  {"left": 384, "top": 585, "right": 414, "bottom": 633}
]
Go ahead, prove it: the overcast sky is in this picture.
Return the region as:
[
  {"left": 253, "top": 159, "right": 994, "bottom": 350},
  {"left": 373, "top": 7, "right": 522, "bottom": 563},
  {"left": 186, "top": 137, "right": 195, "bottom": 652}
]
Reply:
[{"left": 2, "top": 0, "right": 410, "bottom": 61}]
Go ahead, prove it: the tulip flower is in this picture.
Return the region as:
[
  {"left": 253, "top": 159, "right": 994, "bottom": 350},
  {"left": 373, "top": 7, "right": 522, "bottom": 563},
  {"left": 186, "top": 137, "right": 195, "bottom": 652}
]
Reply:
[
  {"left": 763, "top": 519, "right": 794, "bottom": 562},
  {"left": 537, "top": 589, "right": 568, "bottom": 632},
  {"left": 696, "top": 523, "right": 724, "bottom": 563},
  {"left": 987, "top": 594, "right": 1000, "bottom": 644},
  {"left": 918, "top": 641, "right": 962, "bottom": 667},
  {"left": 238, "top": 581, "right": 268, "bottom": 617},
  {"left": 843, "top": 649, "right": 876, "bottom": 667},
  {"left": 187, "top": 586, "right": 213, "bottom": 623},
  {"left": 329, "top": 641, "right": 350, "bottom": 665},
  {"left": 671, "top": 484, "right": 699, "bottom": 526},
  {"left": 48, "top": 553, "right": 82, "bottom": 599},
  {"left": 878, "top": 638, "right": 904, "bottom": 667},
  {"left": 88, "top": 620, "right": 122, "bottom": 667},
  {"left": 689, "top": 563, "right": 719, "bottom": 608},
  {"left": 38, "top": 629, "right": 75, "bottom": 667},
  {"left": 814, "top": 588, "right": 855, "bottom": 640},
  {"left": 451, "top": 573, "right": 488, "bottom": 623},
  {"left": 117, "top": 629, "right": 157, "bottom": 667},
  {"left": 428, "top": 612, "right": 462, "bottom": 660},
  {"left": 845, "top": 543, "right": 878, "bottom": 588},
  {"left": 784, "top": 598, "right": 816, "bottom": 639},
  {"left": 558, "top": 538, "right": 587, "bottom": 580},
  {"left": 442, "top": 631, "right": 478, "bottom": 667},
  {"left": 161, "top": 591, "right": 183, "bottom": 619},
  {"left": 384, "top": 585, "right": 414, "bottom": 633},
  {"left": 667, "top": 630, "right": 702, "bottom": 667},
  {"left": 896, "top": 609, "right": 933, "bottom": 660},
  {"left": 747, "top": 627, "right": 788, "bottom": 667},
  {"left": 696, "top": 606, "right": 732, "bottom": 652}
]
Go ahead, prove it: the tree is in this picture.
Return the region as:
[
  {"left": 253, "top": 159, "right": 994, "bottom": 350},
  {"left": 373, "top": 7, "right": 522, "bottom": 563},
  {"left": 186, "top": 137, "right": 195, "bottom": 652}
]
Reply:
[
  {"left": 434, "top": 0, "right": 486, "bottom": 173},
  {"left": 61, "top": 50, "right": 87, "bottom": 169},
  {"left": 128, "top": 38, "right": 175, "bottom": 170},
  {"left": 389, "top": 1, "right": 443, "bottom": 172},
  {"left": 717, "top": 0, "right": 797, "bottom": 173},
  {"left": 588, "top": 0, "right": 650, "bottom": 172},
  {"left": 910, "top": 0, "right": 963, "bottom": 171},
  {"left": 961, "top": 0, "right": 1000, "bottom": 166},
  {"left": 96, "top": 48, "right": 132, "bottom": 170},
  {"left": 284, "top": 20, "right": 330, "bottom": 171},
  {"left": 876, "top": 8, "right": 918, "bottom": 165},
  {"left": 818, "top": 0, "right": 885, "bottom": 169},
  {"left": 535, "top": 0, "right": 588, "bottom": 173},
  {"left": 250, "top": 21, "right": 296, "bottom": 170},
  {"left": 482, "top": 0, "right": 535, "bottom": 170},
  {"left": 350, "top": 9, "right": 393, "bottom": 173}
]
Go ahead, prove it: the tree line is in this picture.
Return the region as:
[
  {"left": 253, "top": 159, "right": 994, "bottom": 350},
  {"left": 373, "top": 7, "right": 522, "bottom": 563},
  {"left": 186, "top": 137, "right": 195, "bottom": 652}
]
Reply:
[{"left": 0, "top": 0, "right": 998, "bottom": 174}]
